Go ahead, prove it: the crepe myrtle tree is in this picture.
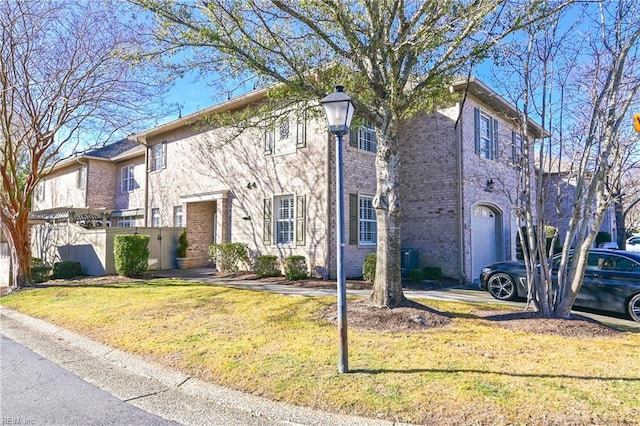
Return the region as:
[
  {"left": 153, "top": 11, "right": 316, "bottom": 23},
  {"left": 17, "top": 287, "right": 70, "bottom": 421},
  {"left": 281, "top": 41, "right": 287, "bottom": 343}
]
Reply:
[
  {"left": 135, "top": 0, "right": 569, "bottom": 307},
  {"left": 0, "top": 0, "right": 166, "bottom": 289},
  {"left": 491, "top": 1, "right": 640, "bottom": 318}
]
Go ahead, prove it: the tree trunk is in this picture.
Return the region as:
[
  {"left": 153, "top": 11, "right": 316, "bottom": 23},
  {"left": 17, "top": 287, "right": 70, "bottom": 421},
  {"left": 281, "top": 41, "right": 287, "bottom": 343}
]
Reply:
[
  {"left": 369, "top": 133, "right": 407, "bottom": 308},
  {"left": 614, "top": 199, "right": 625, "bottom": 249},
  {"left": 4, "top": 213, "right": 33, "bottom": 289}
]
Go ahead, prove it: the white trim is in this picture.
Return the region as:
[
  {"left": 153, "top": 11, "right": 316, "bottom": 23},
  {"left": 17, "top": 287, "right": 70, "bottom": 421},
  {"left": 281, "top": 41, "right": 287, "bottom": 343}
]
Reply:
[{"left": 180, "top": 190, "right": 229, "bottom": 203}]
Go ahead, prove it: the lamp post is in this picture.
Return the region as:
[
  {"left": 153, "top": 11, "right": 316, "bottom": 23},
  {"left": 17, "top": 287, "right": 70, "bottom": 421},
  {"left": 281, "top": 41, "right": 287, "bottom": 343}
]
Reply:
[{"left": 320, "top": 86, "right": 355, "bottom": 374}]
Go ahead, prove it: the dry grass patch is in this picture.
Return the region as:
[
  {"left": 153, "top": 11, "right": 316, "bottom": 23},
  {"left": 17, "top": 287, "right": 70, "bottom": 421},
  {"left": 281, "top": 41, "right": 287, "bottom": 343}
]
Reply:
[{"left": 2, "top": 279, "right": 639, "bottom": 425}]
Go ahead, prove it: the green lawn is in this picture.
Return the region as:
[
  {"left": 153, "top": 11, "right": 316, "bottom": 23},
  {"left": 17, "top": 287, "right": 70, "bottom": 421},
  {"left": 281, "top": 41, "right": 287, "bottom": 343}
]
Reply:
[{"left": 2, "top": 279, "right": 639, "bottom": 425}]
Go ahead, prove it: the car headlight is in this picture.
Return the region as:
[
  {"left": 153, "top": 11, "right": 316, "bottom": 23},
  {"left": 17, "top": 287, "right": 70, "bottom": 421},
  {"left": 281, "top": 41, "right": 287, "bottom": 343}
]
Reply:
[{"left": 481, "top": 267, "right": 491, "bottom": 275}]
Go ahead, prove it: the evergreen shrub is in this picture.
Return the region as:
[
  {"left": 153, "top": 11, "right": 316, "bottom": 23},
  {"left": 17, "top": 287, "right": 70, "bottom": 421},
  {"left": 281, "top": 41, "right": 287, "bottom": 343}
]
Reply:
[
  {"left": 114, "top": 235, "right": 150, "bottom": 277},
  {"left": 362, "top": 253, "right": 376, "bottom": 282},
  {"left": 422, "top": 266, "right": 442, "bottom": 281},
  {"left": 284, "top": 255, "right": 308, "bottom": 280},
  {"left": 255, "top": 255, "right": 281, "bottom": 278},
  {"left": 209, "top": 242, "right": 250, "bottom": 272},
  {"left": 52, "top": 261, "right": 83, "bottom": 279}
]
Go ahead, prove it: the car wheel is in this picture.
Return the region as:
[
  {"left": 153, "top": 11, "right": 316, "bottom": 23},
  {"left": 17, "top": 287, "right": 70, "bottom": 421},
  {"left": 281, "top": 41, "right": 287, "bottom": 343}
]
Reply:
[
  {"left": 628, "top": 294, "right": 640, "bottom": 322},
  {"left": 487, "top": 273, "right": 518, "bottom": 301}
]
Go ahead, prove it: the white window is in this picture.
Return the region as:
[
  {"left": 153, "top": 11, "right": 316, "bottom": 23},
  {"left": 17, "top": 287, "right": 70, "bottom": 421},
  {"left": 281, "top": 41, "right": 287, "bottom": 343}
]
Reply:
[
  {"left": 512, "top": 131, "right": 523, "bottom": 166},
  {"left": 151, "top": 208, "right": 161, "bottom": 227},
  {"left": 173, "top": 206, "right": 183, "bottom": 227},
  {"left": 118, "top": 218, "right": 135, "bottom": 228},
  {"left": 274, "top": 117, "right": 296, "bottom": 156},
  {"left": 151, "top": 143, "right": 166, "bottom": 171},
  {"left": 77, "top": 166, "right": 87, "bottom": 188},
  {"left": 359, "top": 195, "right": 377, "bottom": 245},
  {"left": 479, "top": 114, "right": 492, "bottom": 159},
  {"left": 265, "top": 110, "right": 306, "bottom": 156},
  {"left": 358, "top": 121, "right": 377, "bottom": 153},
  {"left": 120, "top": 165, "right": 135, "bottom": 193},
  {"left": 275, "top": 195, "right": 294, "bottom": 245},
  {"left": 474, "top": 108, "right": 498, "bottom": 161},
  {"left": 35, "top": 182, "right": 45, "bottom": 202}
]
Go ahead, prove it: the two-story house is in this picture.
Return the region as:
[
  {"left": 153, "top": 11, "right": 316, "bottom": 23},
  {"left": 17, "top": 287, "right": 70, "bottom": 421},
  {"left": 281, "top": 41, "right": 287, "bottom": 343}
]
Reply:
[
  {"left": 131, "top": 77, "right": 543, "bottom": 281},
  {"left": 31, "top": 138, "right": 146, "bottom": 226},
  {"left": 28, "top": 77, "right": 546, "bottom": 282}
]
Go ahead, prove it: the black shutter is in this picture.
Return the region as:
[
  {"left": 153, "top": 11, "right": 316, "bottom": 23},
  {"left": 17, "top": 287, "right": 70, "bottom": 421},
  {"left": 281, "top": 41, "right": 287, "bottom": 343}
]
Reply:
[
  {"left": 349, "top": 193, "right": 358, "bottom": 245},
  {"left": 264, "top": 122, "right": 273, "bottom": 155},
  {"left": 511, "top": 131, "right": 517, "bottom": 164},
  {"left": 296, "top": 110, "right": 306, "bottom": 148},
  {"left": 296, "top": 195, "right": 306, "bottom": 246},
  {"left": 474, "top": 108, "right": 480, "bottom": 154},
  {"left": 492, "top": 119, "right": 499, "bottom": 160},
  {"left": 349, "top": 127, "right": 359, "bottom": 148},
  {"left": 263, "top": 198, "right": 272, "bottom": 245}
]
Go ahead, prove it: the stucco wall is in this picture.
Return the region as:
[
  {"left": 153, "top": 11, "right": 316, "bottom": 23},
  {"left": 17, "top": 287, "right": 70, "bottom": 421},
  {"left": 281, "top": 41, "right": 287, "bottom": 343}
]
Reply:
[{"left": 34, "top": 163, "right": 87, "bottom": 211}]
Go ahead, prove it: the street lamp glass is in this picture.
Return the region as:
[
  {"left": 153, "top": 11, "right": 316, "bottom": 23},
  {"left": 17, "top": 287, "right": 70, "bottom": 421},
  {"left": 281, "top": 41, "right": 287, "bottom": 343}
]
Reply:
[{"left": 320, "top": 86, "right": 355, "bottom": 135}]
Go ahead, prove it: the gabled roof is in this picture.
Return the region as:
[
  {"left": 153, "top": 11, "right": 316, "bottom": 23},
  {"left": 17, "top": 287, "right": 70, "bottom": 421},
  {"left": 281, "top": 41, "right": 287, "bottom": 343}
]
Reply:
[
  {"left": 452, "top": 77, "right": 547, "bottom": 139},
  {"left": 81, "top": 138, "right": 142, "bottom": 160},
  {"left": 42, "top": 138, "right": 144, "bottom": 175},
  {"left": 134, "top": 86, "right": 271, "bottom": 144},
  {"left": 135, "top": 76, "right": 546, "bottom": 143}
]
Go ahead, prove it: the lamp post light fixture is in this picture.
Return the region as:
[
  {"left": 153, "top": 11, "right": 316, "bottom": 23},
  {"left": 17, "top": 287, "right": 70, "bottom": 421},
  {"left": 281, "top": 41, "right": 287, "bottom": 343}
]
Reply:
[{"left": 320, "top": 86, "right": 355, "bottom": 374}]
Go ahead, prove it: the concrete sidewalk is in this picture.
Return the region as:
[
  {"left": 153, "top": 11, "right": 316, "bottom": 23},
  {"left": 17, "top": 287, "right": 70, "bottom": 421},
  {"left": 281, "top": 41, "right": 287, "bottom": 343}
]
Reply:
[
  {"left": 147, "top": 267, "right": 483, "bottom": 301},
  {"left": 151, "top": 268, "right": 640, "bottom": 330},
  {"left": 0, "top": 305, "right": 408, "bottom": 426}
]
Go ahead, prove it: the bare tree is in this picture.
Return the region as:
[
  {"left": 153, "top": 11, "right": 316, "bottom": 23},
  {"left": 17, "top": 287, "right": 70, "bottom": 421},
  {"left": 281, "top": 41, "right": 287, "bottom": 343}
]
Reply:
[
  {"left": 612, "top": 132, "right": 640, "bottom": 248},
  {"left": 0, "top": 0, "right": 166, "bottom": 289},
  {"left": 135, "top": 0, "right": 568, "bottom": 307},
  {"left": 493, "top": 1, "right": 640, "bottom": 318}
]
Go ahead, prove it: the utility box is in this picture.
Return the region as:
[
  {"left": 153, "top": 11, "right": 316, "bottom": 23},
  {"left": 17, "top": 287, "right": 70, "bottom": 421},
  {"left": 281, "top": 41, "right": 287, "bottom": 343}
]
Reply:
[{"left": 401, "top": 248, "right": 420, "bottom": 276}]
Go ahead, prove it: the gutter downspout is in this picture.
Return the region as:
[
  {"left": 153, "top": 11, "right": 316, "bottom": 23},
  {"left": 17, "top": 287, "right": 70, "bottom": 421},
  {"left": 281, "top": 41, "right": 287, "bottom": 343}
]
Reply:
[
  {"left": 455, "top": 102, "right": 467, "bottom": 283},
  {"left": 324, "top": 131, "right": 333, "bottom": 280},
  {"left": 141, "top": 137, "right": 150, "bottom": 227},
  {"left": 75, "top": 158, "right": 89, "bottom": 208}
]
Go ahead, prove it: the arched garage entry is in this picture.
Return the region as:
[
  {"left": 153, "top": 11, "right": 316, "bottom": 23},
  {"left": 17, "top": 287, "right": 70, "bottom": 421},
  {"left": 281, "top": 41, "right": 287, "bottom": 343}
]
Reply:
[{"left": 471, "top": 204, "right": 503, "bottom": 282}]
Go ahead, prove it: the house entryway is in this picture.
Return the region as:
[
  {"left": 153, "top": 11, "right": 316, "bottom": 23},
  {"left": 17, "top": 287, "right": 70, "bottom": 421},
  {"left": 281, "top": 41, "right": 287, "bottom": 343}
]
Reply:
[{"left": 470, "top": 204, "right": 502, "bottom": 283}]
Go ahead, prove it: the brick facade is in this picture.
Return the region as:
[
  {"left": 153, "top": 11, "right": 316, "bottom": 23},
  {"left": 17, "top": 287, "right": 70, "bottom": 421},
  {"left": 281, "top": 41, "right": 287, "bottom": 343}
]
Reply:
[{"left": 32, "top": 79, "right": 560, "bottom": 282}]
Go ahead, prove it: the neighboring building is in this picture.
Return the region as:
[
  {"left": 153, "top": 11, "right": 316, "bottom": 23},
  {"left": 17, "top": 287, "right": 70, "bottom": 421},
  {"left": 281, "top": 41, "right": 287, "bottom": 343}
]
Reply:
[
  {"left": 543, "top": 169, "right": 618, "bottom": 247},
  {"left": 31, "top": 138, "right": 146, "bottom": 226},
  {"left": 29, "top": 78, "right": 546, "bottom": 282}
]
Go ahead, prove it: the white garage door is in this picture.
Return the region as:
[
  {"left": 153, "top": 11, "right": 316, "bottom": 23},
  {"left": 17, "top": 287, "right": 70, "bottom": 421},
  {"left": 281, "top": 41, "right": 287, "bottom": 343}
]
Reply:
[{"left": 471, "top": 205, "right": 497, "bottom": 282}]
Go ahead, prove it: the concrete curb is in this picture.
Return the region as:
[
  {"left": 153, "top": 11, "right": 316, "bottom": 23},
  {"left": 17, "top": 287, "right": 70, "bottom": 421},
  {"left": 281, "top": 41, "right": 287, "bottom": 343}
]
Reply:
[{"left": 0, "top": 306, "right": 410, "bottom": 426}]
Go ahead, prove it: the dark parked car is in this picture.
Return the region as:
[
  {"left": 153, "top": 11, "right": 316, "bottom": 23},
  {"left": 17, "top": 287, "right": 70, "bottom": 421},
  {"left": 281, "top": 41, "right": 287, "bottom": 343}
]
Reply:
[{"left": 479, "top": 249, "right": 640, "bottom": 322}]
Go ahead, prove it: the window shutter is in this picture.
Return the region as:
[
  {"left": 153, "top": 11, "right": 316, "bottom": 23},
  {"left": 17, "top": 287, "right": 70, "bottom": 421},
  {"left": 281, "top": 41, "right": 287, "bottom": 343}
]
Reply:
[
  {"left": 492, "top": 119, "right": 499, "bottom": 160},
  {"left": 349, "top": 127, "right": 359, "bottom": 148},
  {"left": 349, "top": 193, "right": 358, "bottom": 245},
  {"left": 147, "top": 147, "right": 152, "bottom": 172},
  {"left": 473, "top": 108, "right": 480, "bottom": 154},
  {"left": 372, "top": 128, "right": 378, "bottom": 153},
  {"left": 264, "top": 123, "right": 274, "bottom": 155},
  {"left": 295, "top": 195, "right": 306, "bottom": 246},
  {"left": 263, "top": 198, "right": 272, "bottom": 245},
  {"left": 296, "top": 110, "right": 306, "bottom": 148},
  {"left": 161, "top": 142, "right": 167, "bottom": 169}
]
